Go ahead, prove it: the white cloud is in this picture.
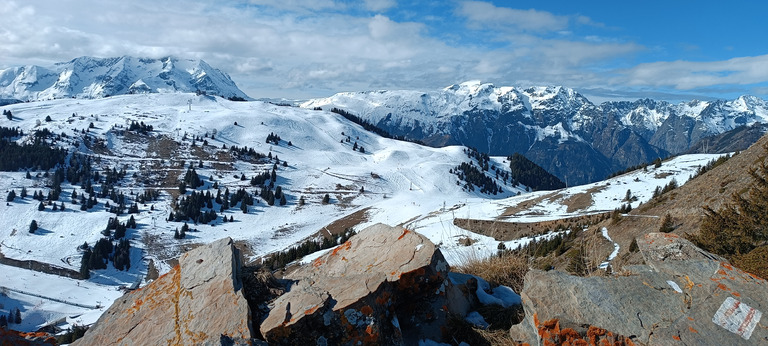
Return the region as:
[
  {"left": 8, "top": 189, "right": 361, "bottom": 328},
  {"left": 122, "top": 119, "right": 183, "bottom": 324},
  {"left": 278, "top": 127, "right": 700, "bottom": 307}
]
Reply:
[
  {"left": 0, "top": 0, "right": 761, "bottom": 100},
  {"left": 620, "top": 55, "right": 768, "bottom": 90},
  {"left": 456, "top": 1, "right": 568, "bottom": 32},
  {"left": 363, "top": 0, "right": 396, "bottom": 12}
]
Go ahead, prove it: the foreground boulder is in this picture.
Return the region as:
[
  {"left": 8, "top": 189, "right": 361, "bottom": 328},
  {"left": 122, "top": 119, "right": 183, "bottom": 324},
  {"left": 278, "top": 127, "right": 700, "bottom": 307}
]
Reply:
[
  {"left": 510, "top": 233, "right": 768, "bottom": 344},
  {"left": 260, "top": 223, "right": 458, "bottom": 345},
  {"left": 74, "top": 237, "right": 252, "bottom": 345}
]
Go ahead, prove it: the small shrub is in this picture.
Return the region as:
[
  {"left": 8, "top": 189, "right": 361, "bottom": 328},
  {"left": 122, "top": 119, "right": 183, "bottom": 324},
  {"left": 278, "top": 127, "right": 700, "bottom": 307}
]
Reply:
[
  {"left": 454, "top": 252, "right": 528, "bottom": 294},
  {"left": 659, "top": 214, "right": 674, "bottom": 233}
]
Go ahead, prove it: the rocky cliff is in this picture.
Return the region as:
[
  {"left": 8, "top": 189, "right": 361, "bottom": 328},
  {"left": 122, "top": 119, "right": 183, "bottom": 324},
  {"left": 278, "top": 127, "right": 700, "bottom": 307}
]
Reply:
[
  {"left": 67, "top": 225, "right": 767, "bottom": 345},
  {"left": 511, "top": 233, "right": 767, "bottom": 345},
  {"left": 72, "top": 237, "right": 252, "bottom": 345}
]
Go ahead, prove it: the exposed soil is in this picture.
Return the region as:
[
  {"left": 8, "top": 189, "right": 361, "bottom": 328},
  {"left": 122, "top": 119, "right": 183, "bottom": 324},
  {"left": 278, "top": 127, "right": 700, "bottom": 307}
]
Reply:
[{"left": 454, "top": 213, "right": 610, "bottom": 241}]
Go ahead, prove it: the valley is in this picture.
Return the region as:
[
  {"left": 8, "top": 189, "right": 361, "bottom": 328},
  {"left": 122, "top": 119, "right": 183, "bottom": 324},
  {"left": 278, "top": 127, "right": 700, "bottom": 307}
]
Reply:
[{"left": 0, "top": 92, "right": 730, "bottom": 335}]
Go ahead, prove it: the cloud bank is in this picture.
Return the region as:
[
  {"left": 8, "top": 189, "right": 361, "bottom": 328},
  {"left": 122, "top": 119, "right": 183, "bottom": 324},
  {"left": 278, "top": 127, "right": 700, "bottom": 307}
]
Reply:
[{"left": 0, "top": 0, "right": 765, "bottom": 100}]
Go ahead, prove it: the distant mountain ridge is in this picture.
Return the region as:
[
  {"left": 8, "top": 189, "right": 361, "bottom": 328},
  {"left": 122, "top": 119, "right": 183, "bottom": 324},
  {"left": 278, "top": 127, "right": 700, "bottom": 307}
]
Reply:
[
  {"left": 0, "top": 56, "right": 249, "bottom": 101},
  {"left": 303, "top": 81, "right": 768, "bottom": 185}
]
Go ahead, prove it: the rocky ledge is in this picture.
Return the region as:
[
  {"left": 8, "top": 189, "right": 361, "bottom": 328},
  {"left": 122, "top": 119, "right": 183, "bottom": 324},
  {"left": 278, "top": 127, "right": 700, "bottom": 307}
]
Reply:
[
  {"left": 511, "top": 232, "right": 768, "bottom": 345},
  {"left": 73, "top": 237, "right": 252, "bottom": 345}
]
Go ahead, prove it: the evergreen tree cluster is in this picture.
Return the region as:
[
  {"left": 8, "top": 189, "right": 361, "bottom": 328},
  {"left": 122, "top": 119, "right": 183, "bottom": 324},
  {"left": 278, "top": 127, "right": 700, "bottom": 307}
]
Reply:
[
  {"left": 690, "top": 153, "right": 734, "bottom": 180},
  {"left": 0, "top": 136, "right": 67, "bottom": 171},
  {"left": 103, "top": 216, "right": 136, "bottom": 239},
  {"left": 182, "top": 167, "right": 204, "bottom": 189},
  {"left": 249, "top": 170, "right": 272, "bottom": 186},
  {"left": 328, "top": 108, "right": 424, "bottom": 145},
  {"left": 464, "top": 147, "right": 491, "bottom": 171},
  {"left": 3, "top": 109, "right": 12, "bottom": 120},
  {"left": 113, "top": 239, "right": 131, "bottom": 271},
  {"left": 174, "top": 223, "right": 190, "bottom": 239},
  {"left": 651, "top": 178, "right": 678, "bottom": 198},
  {"left": 0, "top": 126, "right": 22, "bottom": 139},
  {"left": 507, "top": 153, "right": 566, "bottom": 191},
  {"left": 453, "top": 161, "right": 503, "bottom": 195},
  {"left": 172, "top": 190, "right": 219, "bottom": 223},
  {"left": 0, "top": 307, "right": 22, "bottom": 326},
  {"left": 266, "top": 132, "right": 281, "bottom": 145},
  {"left": 506, "top": 226, "right": 581, "bottom": 259},
  {"left": 56, "top": 324, "right": 88, "bottom": 344},
  {"left": 79, "top": 237, "right": 132, "bottom": 274},
  {"left": 690, "top": 143, "right": 768, "bottom": 279},
  {"left": 127, "top": 121, "right": 153, "bottom": 134},
  {"left": 262, "top": 228, "right": 357, "bottom": 270},
  {"left": 229, "top": 145, "right": 267, "bottom": 162},
  {"left": 135, "top": 189, "right": 160, "bottom": 204}
]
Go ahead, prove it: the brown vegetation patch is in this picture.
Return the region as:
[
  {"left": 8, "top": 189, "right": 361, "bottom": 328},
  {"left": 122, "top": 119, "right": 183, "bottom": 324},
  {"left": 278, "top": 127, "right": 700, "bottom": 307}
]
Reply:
[
  {"left": 454, "top": 213, "right": 609, "bottom": 242},
  {"left": 453, "top": 252, "right": 529, "bottom": 294},
  {"left": 147, "top": 135, "right": 180, "bottom": 159},
  {"left": 562, "top": 185, "right": 606, "bottom": 213},
  {"left": 318, "top": 207, "right": 371, "bottom": 238},
  {"left": 499, "top": 192, "right": 557, "bottom": 217}
]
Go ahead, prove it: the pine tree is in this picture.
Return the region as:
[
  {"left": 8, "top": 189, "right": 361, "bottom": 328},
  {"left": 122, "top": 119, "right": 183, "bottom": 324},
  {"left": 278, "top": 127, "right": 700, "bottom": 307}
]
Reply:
[
  {"left": 29, "top": 220, "right": 38, "bottom": 233},
  {"left": 80, "top": 249, "right": 91, "bottom": 279},
  {"left": 659, "top": 214, "right": 674, "bottom": 233},
  {"left": 322, "top": 194, "right": 330, "bottom": 204},
  {"left": 38, "top": 201, "right": 45, "bottom": 211},
  {"left": 14, "top": 308, "right": 21, "bottom": 324},
  {"left": 0, "top": 315, "right": 6, "bottom": 328},
  {"left": 280, "top": 194, "right": 287, "bottom": 206},
  {"left": 6, "top": 190, "right": 15, "bottom": 202},
  {"left": 20, "top": 187, "right": 27, "bottom": 199}
]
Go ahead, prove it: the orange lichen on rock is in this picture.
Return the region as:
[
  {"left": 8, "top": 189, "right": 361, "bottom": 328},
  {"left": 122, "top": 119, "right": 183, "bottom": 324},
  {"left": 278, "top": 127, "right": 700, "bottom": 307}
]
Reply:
[
  {"left": 397, "top": 229, "right": 410, "bottom": 240},
  {"left": 313, "top": 258, "right": 323, "bottom": 268},
  {"left": 533, "top": 317, "right": 635, "bottom": 346},
  {"left": 304, "top": 304, "right": 320, "bottom": 315},
  {"left": 672, "top": 335, "right": 681, "bottom": 341},
  {"left": 688, "top": 326, "right": 699, "bottom": 333},
  {"left": 360, "top": 305, "right": 373, "bottom": 316},
  {"left": 586, "top": 326, "right": 606, "bottom": 344},
  {"left": 331, "top": 241, "right": 352, "bottom": 256}
]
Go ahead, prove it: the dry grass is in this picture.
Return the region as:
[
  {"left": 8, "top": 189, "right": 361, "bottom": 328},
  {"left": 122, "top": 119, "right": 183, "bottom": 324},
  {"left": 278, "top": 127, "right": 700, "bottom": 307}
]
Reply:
[
  {"left": 444, "top": 314, "right": 519, "bottom": 346},
  {"left": 453, "top": 252, "right": 529, "bottom": 294},
  {"left": 454, "top": 213, "right": 609, "bottom": 242},
  {"left": 562, "top": 186, "right": 605, "bottom": 213}
]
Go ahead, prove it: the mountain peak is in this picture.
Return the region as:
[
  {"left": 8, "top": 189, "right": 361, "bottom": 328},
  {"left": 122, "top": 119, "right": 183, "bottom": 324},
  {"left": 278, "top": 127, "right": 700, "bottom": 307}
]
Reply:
[{"left": 0, "top": 56, "right": 249, "bottom": 101}]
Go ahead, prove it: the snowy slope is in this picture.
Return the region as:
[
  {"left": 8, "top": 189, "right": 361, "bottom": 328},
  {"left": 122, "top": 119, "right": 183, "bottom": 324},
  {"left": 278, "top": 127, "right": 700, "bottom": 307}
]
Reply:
[
  {"left": 0, "top": 56, "right": 249, "bottom": 101},
  {"left": 0, "top": 93, "right": 727, "bottom": 332},
  {"left": 302, "top": 81, "right": 768, "bottom": 141},
  {"left": 302, "top": 82, "right": 767, "bottom": 186}
]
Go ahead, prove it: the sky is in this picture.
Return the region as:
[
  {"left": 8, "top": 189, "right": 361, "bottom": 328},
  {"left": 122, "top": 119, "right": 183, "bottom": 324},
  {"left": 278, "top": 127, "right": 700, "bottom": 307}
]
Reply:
[{"left": 1, "top": 0, "right": 767, "bottom": 102}]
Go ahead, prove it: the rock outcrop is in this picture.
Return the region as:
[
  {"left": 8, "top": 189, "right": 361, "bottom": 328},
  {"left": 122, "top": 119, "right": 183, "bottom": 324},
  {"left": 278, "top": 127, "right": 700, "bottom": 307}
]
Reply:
[
  {"left": 260, "top": 223, "right": 461, "bottom": 345},
  {"left": 510, "top": 233, "right": 768, "bottom": 345},
  {"left": 73, "top": 237, "right": 252, "bottom": 345}
]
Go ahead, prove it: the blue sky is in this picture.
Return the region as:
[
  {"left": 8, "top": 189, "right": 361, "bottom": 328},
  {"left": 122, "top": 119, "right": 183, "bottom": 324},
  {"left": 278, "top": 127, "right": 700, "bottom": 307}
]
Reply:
[{"left": 1, "top": 0, "right": 766, "bottom": 102}]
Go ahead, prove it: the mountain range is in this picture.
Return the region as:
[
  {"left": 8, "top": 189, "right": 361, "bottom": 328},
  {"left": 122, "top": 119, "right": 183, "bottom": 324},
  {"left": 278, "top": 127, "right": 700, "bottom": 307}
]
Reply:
[
  {"left": 303, "top": 81, "right": 768, "bottom": 184},
  {"left": 0, "top": 56, "right": 249, "bottom": 101},
  {"left": 3, "top": 55, "right": 768, "bottom": 185}
]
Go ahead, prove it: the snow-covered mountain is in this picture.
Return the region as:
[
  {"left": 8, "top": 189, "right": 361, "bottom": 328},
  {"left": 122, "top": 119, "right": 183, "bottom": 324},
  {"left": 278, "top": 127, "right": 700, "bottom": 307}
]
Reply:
[
  {"left": 302, "top": 81, "right": 768, "bottom": 184},
  {"left": 0, "top": 92, "right": 731, "bottom": 333},
  {"left": 0, "top": 56, "right": 249, "bottom": 101}
]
